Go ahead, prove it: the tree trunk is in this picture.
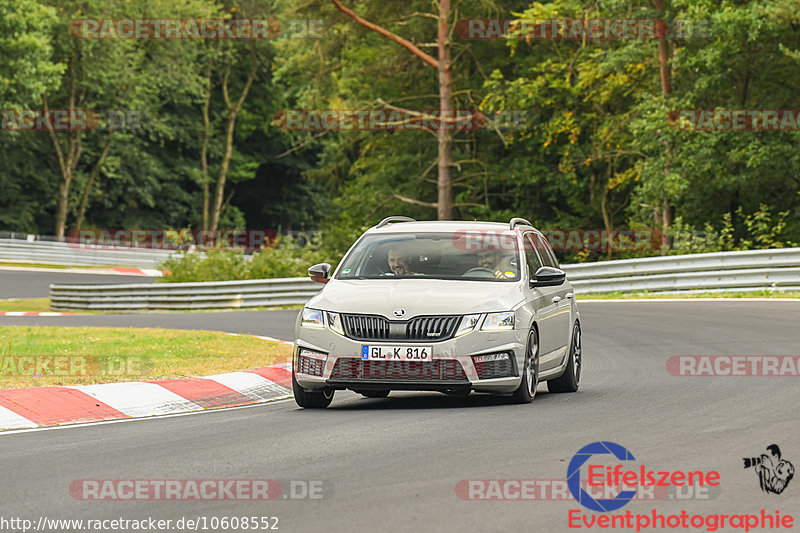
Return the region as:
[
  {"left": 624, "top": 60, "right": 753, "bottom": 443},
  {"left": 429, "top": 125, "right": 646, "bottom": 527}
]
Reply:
[
  {"left": 45, "top": 85, "right": 82, "bottom": 240},
  {"left": 200, "top": 61, "right": 212, "bottom": 229},
  {"left": 210, "top": 113, "right": 237, "bottom": 231},
  {"left": 654, "top": 0, "right": 673, "bottom": 252},
  {"left": 601, "top": 171, "right": 613, "bottom": 260},
  {"left": 75, "top": 133, "right": 113, "bottom": 232},
  {"left": 209, "top": 53, "right": 258, "bottom": 232},
  {"left": 330, "top": 0, "right": 453, "bottom": 218},
  {"left": 436, "top": 0, "right": 453, "bottom": 220}
]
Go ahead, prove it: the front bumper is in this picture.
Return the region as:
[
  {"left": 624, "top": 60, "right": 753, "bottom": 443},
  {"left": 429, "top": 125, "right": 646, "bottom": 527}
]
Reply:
[{"left": 293, "top": 326, "right": 526, "bottom": 394}]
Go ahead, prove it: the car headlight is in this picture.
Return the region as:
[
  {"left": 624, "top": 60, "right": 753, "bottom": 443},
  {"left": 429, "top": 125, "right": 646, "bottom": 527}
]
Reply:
[
  {"left": 301, "top": 308, "right": 324, "bottom": 329},
  {"left": 455, "top": 314, "right": 481, "bottom": 337},
  {"left": 327, "top": 312, "right": 344, "bottom": 335},
  {"left": 481, "top": 312, "right": 515, "bottom": 331}
]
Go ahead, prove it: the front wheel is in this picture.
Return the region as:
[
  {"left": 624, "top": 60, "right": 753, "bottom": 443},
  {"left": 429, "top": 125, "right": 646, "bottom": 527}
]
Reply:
[
  {"left": 547, "top": 322, "right": 581, "bottom": 393},
  {"left": 293, "top": 373, "right": 334, "bottom": 408},
  {"left": 510, "top": 327, "right": 539, "bottom": 404}
]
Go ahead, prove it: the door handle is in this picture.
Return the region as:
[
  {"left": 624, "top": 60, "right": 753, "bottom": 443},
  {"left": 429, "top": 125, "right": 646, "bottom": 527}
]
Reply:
[
  {"left": 565, "top": 292, "right": 574, "bottom": 299},
  {"left": 551, "top": 296, "right": 562, "bottom": 303}
]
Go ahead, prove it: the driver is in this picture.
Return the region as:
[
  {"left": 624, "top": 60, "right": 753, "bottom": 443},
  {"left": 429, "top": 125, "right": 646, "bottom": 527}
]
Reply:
[
  {"left": 387, "top": 246, "right": 416, "bottom": 276},
  {"left": 476, "top": 249, "right": 515, "bottom": 279}
]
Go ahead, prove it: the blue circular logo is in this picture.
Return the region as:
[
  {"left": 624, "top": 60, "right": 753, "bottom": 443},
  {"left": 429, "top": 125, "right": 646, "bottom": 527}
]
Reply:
[{"left": 567, "top": 441, "right": 637, "bottom": 512}]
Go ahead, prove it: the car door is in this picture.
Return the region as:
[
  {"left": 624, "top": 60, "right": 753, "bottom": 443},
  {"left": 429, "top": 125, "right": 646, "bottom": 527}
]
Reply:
[
  {"left": 533, "top": 232, "right": 572, "bottom": 356},
  {"left": 522, "top": 232, "right": 561, "bottom": 369}
]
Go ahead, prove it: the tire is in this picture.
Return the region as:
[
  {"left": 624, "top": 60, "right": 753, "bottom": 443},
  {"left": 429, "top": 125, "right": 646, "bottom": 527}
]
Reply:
[
  {"left": 510, "top": 327, "right": 539, "bottom": 404},
  {"left": 358, "top": 390, "right": 390, "bottom": 398},
  {"left": 292, "top": 372, "right": 334, "bottom": 408},
  {"left": 547, "top": 322, "right": 581, "bottom": 393}
]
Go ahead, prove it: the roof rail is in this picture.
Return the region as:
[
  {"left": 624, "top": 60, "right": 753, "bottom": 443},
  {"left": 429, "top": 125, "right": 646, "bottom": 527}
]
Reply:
[
  {"left": 376, "top": 216, "right": 417, "bottom": 229},
  {"left": 509, "top": 217, "right": 533, "bottom": 230}
]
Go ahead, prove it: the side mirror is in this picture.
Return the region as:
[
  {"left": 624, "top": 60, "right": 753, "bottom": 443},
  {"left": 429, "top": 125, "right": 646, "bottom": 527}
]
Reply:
[
  {"left": 530, "top": 266, "right": 566, "bottom": 287},
  {"left": 308, "top": 263, "right": 331, "bottom": 284}
]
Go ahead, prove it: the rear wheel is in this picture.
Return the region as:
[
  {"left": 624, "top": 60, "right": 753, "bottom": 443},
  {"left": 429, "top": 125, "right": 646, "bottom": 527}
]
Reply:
[
  {"left": 510, "top": 327, "right": 539, "bottom": 404},
  {"left": 292, "top": 373, "right": 334, "bottom": 408},
  {"left": 547, "top": 322, "right": 581, "bottom": 393}
]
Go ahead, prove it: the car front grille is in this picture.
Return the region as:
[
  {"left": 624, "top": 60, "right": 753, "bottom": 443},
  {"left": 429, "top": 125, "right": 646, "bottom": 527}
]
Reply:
[
  {"left": 329, "top": 358, "right": 468, "bottom": 381},
  {"left": 341, "top": 314, "right": 460, "bottom": 342}
]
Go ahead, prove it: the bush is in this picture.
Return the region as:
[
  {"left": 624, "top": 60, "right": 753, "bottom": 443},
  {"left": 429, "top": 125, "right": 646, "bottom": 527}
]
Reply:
[
  {"left": 668, "top": 205, "right": 797, "bottom": 255},
  {"left": 159, "top": 234, "right": 338, "bottom": 283}
]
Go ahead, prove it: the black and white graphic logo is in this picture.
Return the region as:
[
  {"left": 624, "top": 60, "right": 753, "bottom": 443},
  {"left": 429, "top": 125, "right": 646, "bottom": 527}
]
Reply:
[{"left": 743, "top": 444, "right": 794, "bottom": 494}]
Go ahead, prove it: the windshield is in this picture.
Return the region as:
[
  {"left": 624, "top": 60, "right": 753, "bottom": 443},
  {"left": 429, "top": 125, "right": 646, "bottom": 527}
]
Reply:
[{"left": 335, "top": 231, "right": 522, "bottom": 281}]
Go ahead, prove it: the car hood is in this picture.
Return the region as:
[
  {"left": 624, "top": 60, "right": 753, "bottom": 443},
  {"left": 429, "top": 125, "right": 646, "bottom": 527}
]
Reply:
[{"left": 306, "top": 278, "right": 526, "bottom": 317}]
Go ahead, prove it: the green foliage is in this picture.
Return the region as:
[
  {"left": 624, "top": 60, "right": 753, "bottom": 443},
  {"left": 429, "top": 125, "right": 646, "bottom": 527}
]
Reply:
[
  {"left": 160, "top": 235, "right": 336, "bottom": 282},
  {"left": 669, "top": 205, "right": 797, "bottom": 254},
  {"left": 0, "top": 0, "right": 64, "bottom": 107},
  {"left": 1, "top": 0, "right": 799, "bottom": 269}
]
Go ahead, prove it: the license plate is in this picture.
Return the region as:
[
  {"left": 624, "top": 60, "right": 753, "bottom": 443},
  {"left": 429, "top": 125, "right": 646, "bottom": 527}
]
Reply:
[{"left": 361, "top": 345, "right": 432, "bottom": 362}]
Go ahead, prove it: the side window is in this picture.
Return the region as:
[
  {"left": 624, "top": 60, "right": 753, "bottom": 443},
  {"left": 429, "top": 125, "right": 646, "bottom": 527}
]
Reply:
[
  {"left": 535, "top": 233, "right": 559, "bottom": 268},
  {"left": 523, "top": 233, "right": 543, "bottom": 278}
]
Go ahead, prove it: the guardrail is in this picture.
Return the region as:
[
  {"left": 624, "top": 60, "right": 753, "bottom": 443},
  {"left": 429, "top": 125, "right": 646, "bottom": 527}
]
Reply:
[
  {"left": 0, "top": 238, "right": 178, "bottom": 268},
  {"left": 50, "top": 278, "right": 320, "bottom": 311},
  {"left": 564, "top": 248, "right": 800, "bottom": 293},
  {"left": 49, "top": 248, "right": 800, "bottom": 311}
]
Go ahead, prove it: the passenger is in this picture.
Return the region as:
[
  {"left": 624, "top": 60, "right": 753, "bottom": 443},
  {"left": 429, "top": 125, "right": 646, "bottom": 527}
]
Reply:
[
  {"left": 476, "top": 249, "right": 515, "bottom": 279},
  {"left": 386, "top": 246, "right": 416, "bottom": 276}
]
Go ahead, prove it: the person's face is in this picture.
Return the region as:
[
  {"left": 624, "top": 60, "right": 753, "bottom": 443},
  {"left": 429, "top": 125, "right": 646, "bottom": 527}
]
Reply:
[
  {"left": 388, "top": 249, "right": 411, "bottom": 275},
  {"left": 477, "top": 250, "right": 498, "bottom": 269}
]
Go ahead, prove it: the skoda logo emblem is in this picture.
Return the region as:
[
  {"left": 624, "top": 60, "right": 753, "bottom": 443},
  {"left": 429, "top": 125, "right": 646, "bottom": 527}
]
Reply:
[{"left": 393, "top": 308, "right": 406, "bottom": 318}]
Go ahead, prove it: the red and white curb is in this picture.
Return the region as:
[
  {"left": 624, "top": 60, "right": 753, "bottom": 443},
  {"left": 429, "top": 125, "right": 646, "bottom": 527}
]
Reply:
[
  {"left": 0, "top": 362, "right": 295, "bottom": 431},
  {"left": 0, "top": 265, "right": 166, "bottom": 276},
  {"left": 0, "top": 311, "right": 75, "bottom": 316},
  {"left": 110, "top": 267, "right": 167, "bottom": 277}
]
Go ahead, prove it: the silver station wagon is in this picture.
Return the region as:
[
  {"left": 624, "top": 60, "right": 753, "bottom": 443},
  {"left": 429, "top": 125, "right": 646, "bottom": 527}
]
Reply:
[{"left": 292, "top": 216, "right": 582, "bottom": 408}]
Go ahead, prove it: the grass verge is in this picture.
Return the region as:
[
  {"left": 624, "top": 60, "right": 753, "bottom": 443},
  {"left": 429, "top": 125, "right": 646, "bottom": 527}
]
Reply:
[
  {"left": 0, "top": 326, "right": 292, "bottom": 389},
  {"left": 0, "top": 298, "right": 302, "bottom": 314},
  {"left": 0, "top": 298, "right": 54, "bottom": 313},
  {"left": 0, "top": 262, "right": 127, "bottom": 270},
  {"left": 576, "top": 290, "right": 800, "bottom": 299}
]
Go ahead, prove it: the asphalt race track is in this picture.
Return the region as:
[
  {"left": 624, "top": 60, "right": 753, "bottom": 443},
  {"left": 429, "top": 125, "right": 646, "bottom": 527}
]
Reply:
[
  {"left": 0, "top": 270, "right": 157, "bottom": 299},
  {"left": 0, "top": 309, "right": 300, "bottom": 338},
  {"left": 1, "top": 300, "right": 799, "bottom": 531}
]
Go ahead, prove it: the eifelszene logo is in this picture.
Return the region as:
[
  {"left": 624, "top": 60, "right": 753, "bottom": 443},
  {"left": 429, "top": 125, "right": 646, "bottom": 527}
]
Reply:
[
  {"left": 566, "top": 441, "right": 721, "bottom": 512},
  {"left": 743, "top": 444, "right": 794, "bottom": 495}
]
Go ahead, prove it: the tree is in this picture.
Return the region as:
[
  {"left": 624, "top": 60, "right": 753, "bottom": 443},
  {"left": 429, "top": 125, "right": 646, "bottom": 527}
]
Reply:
[
  {"left": 331, "top": 0, "right": 456, "bottom": 219},
  {"left": 41, "top": 0, "right": 210, "bottom": 238},
  {"left": 0, "top": 0, "right": 63, "bottom": 108}
]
